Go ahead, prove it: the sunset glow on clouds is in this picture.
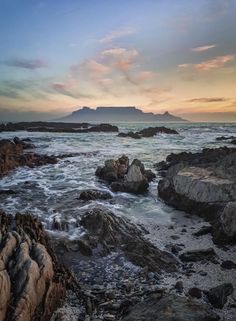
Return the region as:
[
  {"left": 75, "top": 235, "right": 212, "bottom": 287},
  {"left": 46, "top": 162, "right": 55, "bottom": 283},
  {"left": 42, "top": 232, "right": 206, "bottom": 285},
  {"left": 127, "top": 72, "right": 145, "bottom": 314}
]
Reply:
[{"left": 0, "top": 0, "right": 236, "bottom": 121}]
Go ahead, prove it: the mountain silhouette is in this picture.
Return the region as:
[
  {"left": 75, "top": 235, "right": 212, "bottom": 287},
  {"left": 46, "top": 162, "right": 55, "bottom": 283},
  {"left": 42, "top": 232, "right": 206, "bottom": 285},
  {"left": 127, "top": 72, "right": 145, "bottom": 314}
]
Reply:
[{"left": 59, "top": 106, "right": 187, "bottom": 122}]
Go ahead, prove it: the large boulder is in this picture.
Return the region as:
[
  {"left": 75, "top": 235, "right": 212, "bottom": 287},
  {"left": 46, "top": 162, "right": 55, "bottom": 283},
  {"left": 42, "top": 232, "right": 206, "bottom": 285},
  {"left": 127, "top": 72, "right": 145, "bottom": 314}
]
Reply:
[
  {"left": 0, "top": 210, "right": 75, "bottom": 321},
  {"left": 78, "top": 207, "right": 177, "bottom": 273},
  {"left": 157, "top": 147, "right": 236, "bottom": 244},
  {"left": 0, "top": 138, "right": 57, "bottom": 177},
  {"left": 122, "top": 293, "right": 219, "bottom": 321},
  {"left": 96, "top": 156, "right": 155, "bottom": 194}
]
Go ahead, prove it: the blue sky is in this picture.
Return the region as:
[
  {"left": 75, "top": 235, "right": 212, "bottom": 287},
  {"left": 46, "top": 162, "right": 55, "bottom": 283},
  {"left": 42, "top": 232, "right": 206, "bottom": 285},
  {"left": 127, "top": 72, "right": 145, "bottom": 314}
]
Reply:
[{"left": 0, "top": 0, "right": 236, "bottom": 121}]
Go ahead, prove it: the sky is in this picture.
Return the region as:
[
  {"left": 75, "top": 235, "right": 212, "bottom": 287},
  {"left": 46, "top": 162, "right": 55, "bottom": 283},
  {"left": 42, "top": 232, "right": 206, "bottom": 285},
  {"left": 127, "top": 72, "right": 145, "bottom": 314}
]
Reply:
[{"left": 0, "top": 0, "right": 236, "bottom": 122}]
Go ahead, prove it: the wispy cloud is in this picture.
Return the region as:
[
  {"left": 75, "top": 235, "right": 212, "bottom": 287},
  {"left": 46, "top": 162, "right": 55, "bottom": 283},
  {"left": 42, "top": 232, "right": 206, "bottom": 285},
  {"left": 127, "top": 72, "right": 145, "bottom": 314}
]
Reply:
[
  {"left": 98, "top": 27, "right": 136, "bottom": 44},
  {"left": 191, "top": 44, "right": 216, "bottom": 52},
  {"left": 5, "top": 58, "right": 47, "bottom": 70},
  {"left": 195, "top": 55, "right": 235, "bottom": 71},
  {"left": 178, "top": 55, "right": 235, "bottom": 71},
  {"left": 187, "top": 97, "right": 228, "bottom": 103}
]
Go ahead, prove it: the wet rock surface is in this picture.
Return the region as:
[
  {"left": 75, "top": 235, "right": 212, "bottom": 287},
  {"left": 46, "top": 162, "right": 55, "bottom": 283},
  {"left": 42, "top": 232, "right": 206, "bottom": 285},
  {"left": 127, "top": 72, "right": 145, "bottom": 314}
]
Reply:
[
  {"left": 95, "top": 155, "right": 155, "bottom": 194},
  {"left": 0, "top": 137, "right": 57, "bottom": 177},
  {"left": 0, "top": 210, "right": 76, "bottom": 321},
  {"left": 157, "top": 147, "right": 236, "bottom": 244},
  {"left": 118, "top": 126, "right": 178, "bottom": 139}
]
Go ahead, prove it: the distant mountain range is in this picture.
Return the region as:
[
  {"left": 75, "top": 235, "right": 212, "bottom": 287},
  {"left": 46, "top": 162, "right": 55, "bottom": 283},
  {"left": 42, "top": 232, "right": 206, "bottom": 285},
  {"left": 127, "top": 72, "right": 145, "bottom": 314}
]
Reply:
[{"left": 59, "top": 106, "right": 187, "bottom": 122}]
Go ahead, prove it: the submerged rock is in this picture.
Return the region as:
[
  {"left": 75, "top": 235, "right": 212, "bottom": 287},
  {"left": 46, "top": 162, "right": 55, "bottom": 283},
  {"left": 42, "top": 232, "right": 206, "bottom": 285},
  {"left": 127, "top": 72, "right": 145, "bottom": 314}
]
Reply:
[
  {"left": 79, "top": 207, "right": 177, "bottom": 272},
  {"left": 0, "top": 210, "right": 76, "bottom": 321},
  {"left": 122, "top": 293, "right": 219, "bottom": 321},
  {"left": 0, "top": 138, "right": 57, "bottom": 177},
  {"left": 96, "top": 156, "right": 155, "bottom": 194}
]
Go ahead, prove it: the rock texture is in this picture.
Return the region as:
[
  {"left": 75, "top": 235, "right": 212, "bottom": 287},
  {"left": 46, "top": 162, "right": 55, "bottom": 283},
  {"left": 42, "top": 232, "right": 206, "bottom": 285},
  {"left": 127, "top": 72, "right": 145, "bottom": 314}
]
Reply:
[
  {"left": 0, "top": 138, "right": 57, "bottom": 177},
  {"left": 0, "top": 210, "right": 76, "bottom": 321},
  {"left": 118, "top": 126, "right": 178, "bottom": 139},
  {"left": 95, "top": 155, "right": 155, "bottom": 194},
  {"left": 157, "top": 147, "right": 236, "bottom": 244},
  {"left": 122, "top": 293, "right": 219, "bottom": 321},
  {"left": 77, "top": 208, "right": 177, "bottom": 272},
  {"left": 206, "top": 283, "right": 234, "bottom": 309}
]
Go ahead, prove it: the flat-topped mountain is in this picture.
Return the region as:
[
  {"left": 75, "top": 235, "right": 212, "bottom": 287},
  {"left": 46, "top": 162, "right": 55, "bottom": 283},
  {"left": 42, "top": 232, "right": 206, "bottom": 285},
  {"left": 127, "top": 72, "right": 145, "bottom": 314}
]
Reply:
[{"left": 59, "top": 106, "right": 187, "bottom": 122}]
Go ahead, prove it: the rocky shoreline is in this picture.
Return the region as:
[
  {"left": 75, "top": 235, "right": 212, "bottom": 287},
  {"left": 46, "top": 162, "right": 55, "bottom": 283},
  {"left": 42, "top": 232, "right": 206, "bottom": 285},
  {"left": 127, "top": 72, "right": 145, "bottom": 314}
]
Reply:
[{"left": 0, "top": 134, "right": 235, "bottom": 321}]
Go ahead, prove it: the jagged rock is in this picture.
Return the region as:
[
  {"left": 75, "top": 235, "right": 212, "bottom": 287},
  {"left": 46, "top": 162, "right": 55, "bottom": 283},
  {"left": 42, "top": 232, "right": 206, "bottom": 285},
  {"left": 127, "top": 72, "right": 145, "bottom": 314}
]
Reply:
[
  {"left": 216, "top": 136, "right": 235, "bottom": 141},
  {"left": 78, "top": 207, "right": 177, "bottom": 272},
  {"left": 96, "top": 156, "right": 155, "bottom": 194},
  {"left": 118, "top": 127, "right": 178, "bottom": 139},
  {"left": 0, "top": 210, "right": 76, "bottom": 321},
  {"left": 13, "top": 136, "right": 35, "bottom": 149},
  {"left": 79, "top": 189, "right": 113, "bottom": 201},
  {"left": 0, "top": 138, "right": 57, "bottom": 177},
  {"left": 122, "top": 293, "right": 219, "bottom": 321},
  {"left": 206, "top": 283, "right": 233, "bottom": 309},
  {"left": 179, "top": 248, "right": 217, "bottom": 262}
]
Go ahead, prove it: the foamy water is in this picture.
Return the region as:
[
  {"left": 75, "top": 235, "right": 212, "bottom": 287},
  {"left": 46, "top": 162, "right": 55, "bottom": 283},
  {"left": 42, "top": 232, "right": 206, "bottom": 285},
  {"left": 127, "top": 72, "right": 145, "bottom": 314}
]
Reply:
[{"left": 0, "top": 122, "right": 235, "bottom": 241}]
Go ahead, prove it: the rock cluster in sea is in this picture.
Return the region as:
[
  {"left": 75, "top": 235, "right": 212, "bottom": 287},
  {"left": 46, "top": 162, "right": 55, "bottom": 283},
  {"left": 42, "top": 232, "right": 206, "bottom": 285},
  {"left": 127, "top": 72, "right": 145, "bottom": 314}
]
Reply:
[
  {"left": 118, "top": 126, "right": 178, "bottom": 139},
  {"left": 95, "top": 155, "right": 156, "bottom": 193}
]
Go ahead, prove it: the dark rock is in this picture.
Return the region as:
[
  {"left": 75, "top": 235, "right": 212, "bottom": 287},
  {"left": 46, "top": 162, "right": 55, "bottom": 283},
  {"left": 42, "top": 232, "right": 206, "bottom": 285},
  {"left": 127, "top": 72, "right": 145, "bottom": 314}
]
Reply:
[
  {"left": 122, "top": 293, "right": 219, "bottom": 321},
  {"left": 0, "top": 138, "right": 57, "bottom": 177},
  {"left": 0, "top": 210, "right": 77, "bottom": 321},
  {"left": 79, "top": 189, "right": 113, "bottom": 201},
  {"left": 118, "top": 126, "right": 178, "bottom": 139},
  {"left": 216, "top": 136, "right": 236, "bottom": 141},
  {"left": 79, "top": 207, "right": 177, "bottom": 272},
  {"left": 118, "top": 132, "right": 141, "bottom": 139},
  {"left": 96, "top": 155, "right": 155, "bottom": 194},
  {"left": 0, "top": 189, "right": 17, "bottom": 195},
  {"left": 0, "top": 121, "right": 118, "bottom": 133},
  {"left": 221, "top": 260, "right": 236, "bottom": 270},
  {"left": 193, "top": 226, "right": 212, "bottom": 237},
  {"left": 206, "top": 283, "right": 233, "bottom": 309},
  {"left": 188, "top": 287, "right": 202, "bottom": 299},
  {"left": 179, "top": 248, "right": 217, "bottom": 262},
  {"left": 174, "top": 281, "right": 184, "bottom": 293}
]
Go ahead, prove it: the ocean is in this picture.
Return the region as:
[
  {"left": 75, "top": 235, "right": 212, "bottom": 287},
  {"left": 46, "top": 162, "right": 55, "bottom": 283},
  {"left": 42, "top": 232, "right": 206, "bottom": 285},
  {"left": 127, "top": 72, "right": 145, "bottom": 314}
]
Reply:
[{"left": 0, "top": 122, "right": 235, "bottom": 239}]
